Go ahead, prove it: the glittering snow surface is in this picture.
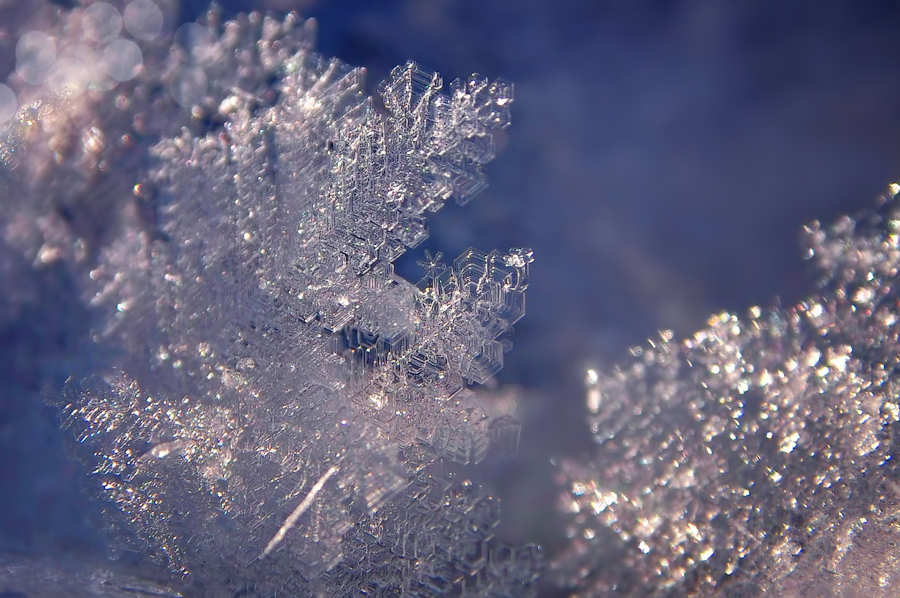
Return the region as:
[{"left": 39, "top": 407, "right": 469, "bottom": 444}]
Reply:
[{"left": 554, "top": 192, "right": 900, "bottom": 596}]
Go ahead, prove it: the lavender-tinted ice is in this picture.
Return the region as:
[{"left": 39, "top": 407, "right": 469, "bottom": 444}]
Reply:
[{"left": 1, "top": 2, "right": 538, "bottom": 595}]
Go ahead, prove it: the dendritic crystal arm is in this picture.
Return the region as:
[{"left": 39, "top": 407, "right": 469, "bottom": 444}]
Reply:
[{"left": 40, "top": 7, "right": 538, "bottom": 597}]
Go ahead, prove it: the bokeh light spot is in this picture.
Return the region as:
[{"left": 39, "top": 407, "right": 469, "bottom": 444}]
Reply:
[
  {"left": 0, "top": 84, "right": 17, "bottom": 124},
  {"left": 174, "top": 23, "right": 217, "bottom": 65},
  {"left": 103, "top": 39, "right": 143, "bottom": 82},
  {"left": 124, "top": 0, "right": 164, "bottom": 41},
  {"left": 170, "top": 66, "right": 208, "bottom": 107},
  {"left": 16, "top": 31, "right": 57, "bottom": 85},
  {"left": 82, "top": 2, "right": 123, "bottom": 44}
]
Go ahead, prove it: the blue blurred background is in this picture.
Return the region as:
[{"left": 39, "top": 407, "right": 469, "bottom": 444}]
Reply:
[{"left": 5, "top": 0, "right": 900, "bottom": 586}]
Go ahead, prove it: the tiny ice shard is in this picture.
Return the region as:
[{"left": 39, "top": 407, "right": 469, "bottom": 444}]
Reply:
[{"left": 260, "top": 465, "right": 339, "bottom": 560}]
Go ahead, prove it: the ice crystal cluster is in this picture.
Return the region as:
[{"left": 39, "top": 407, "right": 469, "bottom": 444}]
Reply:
[
  {"left": 10, "top": 2, "right": 900, "bottom": 597},
  {"left": 0, "top": 3, "right": 539, "bottom": 596},
  {"left": 552, "top": 190, "right": 900, "bottom": 597}
]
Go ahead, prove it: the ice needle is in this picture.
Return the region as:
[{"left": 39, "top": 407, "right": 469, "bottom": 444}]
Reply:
[{"left": 259, "top": 465, "right": 339, "bottom": 559}]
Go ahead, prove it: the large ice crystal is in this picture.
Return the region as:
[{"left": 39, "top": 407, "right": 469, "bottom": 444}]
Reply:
[
  {"left": 0, "top": 2, "right": 538, "bottom": 596},
  {"left": 553, "top": 189, "right": 900, "bottom": 597}
]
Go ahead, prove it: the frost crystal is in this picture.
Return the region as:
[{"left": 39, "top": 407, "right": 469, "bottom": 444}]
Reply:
[
  {"left": 12, "top": 5, "right": 541, "bottom": 596},
  {"left": 553, "top": 189, "right": 900, "bottom": 597},
  {"left": 6, "top": 3, "right": 900, "bottom": 597}
]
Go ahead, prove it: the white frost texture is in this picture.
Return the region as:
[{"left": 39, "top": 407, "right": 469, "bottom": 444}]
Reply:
[
  {"left": 6, "top": 2, "right": 900, "bottom": 598},
  {"left": 0, "top": 3, "right": 538, "bottom": 596}
]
